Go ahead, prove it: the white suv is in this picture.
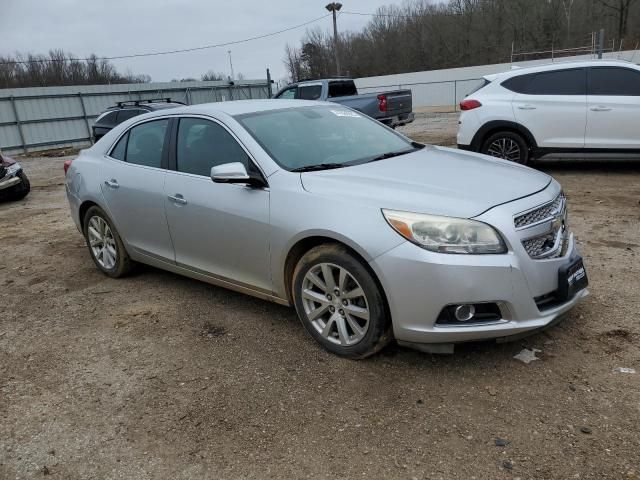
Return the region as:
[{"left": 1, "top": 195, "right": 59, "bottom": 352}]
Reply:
[{"left": 457, "top": 60, "right": 640, "bottom": 164}]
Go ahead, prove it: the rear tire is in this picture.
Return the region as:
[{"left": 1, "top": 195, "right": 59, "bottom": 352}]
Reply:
[
  {"left": 83, "top": 206, "right": 133, "bottom": 278},
  {"left": 481, "top": 131, "right": 529, "bottom": 165},
  {"left": 292, "top": 243, "right": 392, "bottom": 359}
]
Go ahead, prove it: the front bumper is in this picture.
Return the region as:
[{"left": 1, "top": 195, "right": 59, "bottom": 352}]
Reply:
[
  {"left": 0, "top": 176, "right": 21, "bottom": 190},
  {"left": 369, "top": 186, "right": 588, "bottom": 350}
]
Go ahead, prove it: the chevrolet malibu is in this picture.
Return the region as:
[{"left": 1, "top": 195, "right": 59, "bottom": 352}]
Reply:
[{"left": 65, "top": 99, "right": 588, "bottom": 358}]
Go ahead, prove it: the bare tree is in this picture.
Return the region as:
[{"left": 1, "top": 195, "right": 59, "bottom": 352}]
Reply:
[
  {"left": 282, "top": 0, "right": 640, "bottom": 82},
  {"left": 597, "top": 0, "right": 639, "bottom": 40},
  {"left": 201, "top": 71, "right": 225, "bottom": 81},
  {"left": 0, "top": 50, "right": 151, "bottom": 88}
]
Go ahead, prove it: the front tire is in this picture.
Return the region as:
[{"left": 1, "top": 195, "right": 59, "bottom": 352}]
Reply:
[
  {"left": 481, "top": 131, "right": 529, "bottom": 164},
  {"left": 83, "top": 206, "right": 133, "bottom": 278},
  {"left": 292, "top": 244, "right": 392, "bottom": 359}
]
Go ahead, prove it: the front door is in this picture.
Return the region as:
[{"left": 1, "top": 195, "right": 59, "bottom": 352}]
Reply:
[
  {"left": 100, "top": 118, "right": 175, "bottom": 262},
  {"left": 163, "top": 117, "right": 271, "bottom": 293}
]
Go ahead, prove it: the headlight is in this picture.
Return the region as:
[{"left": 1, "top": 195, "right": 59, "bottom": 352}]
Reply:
[
  {"left": 6, "top": 163, "right": 21, "bottom": 176},
  {"left": 382, "top": 209, "right": 507, "bottom": 254}
]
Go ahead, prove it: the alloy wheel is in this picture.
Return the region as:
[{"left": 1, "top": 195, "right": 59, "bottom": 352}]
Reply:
[
  {"left": 486, "top": 137, "right": 522, "bottom": 162},
  {"left": 87, "top": 215, "right": 117, "bottom": 270},
  {"left": 301, "top": 263, "right": 370, "bottom": 346}
]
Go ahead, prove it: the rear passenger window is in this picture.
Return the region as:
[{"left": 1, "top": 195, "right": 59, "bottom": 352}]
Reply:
[
  {"left": 117, "top": 109, "right": 145, "bottom": 123},
  {"left": 125, "top": 119, "right": 168, "bottom": 168},
  {"left": 110, "top": 132, "right": 128, "bottom": 160},
  {"left": 502, "top": 69, "right": 585, "bottom": 95},
  {"left": 588, "top": 67, "right": 640, "bottom": 96},
  {"left": 298, "top": 85, "right": 322, "bottom": 100},
  {"left": 176, "top": 118, "right": 248, "bottom": 176},
  {"left": 100, "top": 111, "right": 118, "bottom": 125},
  {"left": 502, "top": 75, "right": 531, "bottom": 93},
  {"left": 328, "top": 81, "right": 358, "bottom": 97}
]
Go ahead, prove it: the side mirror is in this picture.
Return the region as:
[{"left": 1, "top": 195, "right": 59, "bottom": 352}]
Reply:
[
  {"left": 211, "top": 162, "right": 267, "bottom": 188},
  {"left": 211, "top": 162, "right": 250, "bottom": 184}
]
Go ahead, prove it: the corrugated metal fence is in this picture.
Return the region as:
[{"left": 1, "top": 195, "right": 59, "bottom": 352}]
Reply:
[{"left": 0, "top": 79, "right": 271, "bottom": 154}]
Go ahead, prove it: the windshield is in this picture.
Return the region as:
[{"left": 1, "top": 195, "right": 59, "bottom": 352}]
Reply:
[{"left": 236, "top": 106, "right": 416, "bottom": 171}]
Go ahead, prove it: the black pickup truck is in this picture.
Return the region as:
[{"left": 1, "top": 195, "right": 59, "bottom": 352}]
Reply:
[{"left": 273, "top": 78, "right": 414, "bottom": 128}]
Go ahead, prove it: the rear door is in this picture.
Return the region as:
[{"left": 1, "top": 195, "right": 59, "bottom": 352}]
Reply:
[
  {"left": 509, "top": 68, "right": 587, "bottom": 148},
  {"left": 585, "top": 66, "right": 640, "bottom": 148},
  {"left": 163, "top": 116, "right": 271, "bottom": 293},
  {"left": 100, "top": 118, "right": 175, "bottom": 261}
]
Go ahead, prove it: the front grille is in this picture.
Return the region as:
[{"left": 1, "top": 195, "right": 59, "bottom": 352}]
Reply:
[
  {"left": 514, "top": 193, "right": 565, "bottom": 229},
  {"left": 522, "top": 233, "right": 556, "bottom": 258},
  {"left": 514, "top": 192, "right": 568, "bottom": 259}
]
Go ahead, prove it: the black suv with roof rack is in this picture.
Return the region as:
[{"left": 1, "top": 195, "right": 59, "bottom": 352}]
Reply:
[{"left": 92, "top": 98, "right": 185, "bottom": 142}]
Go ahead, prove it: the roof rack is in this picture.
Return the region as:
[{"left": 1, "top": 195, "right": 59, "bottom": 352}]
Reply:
[
  {"left": 115, "top": 97, "right": 186, "bottom": 107},
  {"left": 296, "top": 76, "right": 353, "bottom": 83}
]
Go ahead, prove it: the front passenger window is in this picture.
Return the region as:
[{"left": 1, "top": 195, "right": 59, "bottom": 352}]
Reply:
[
  {"left": 176, "top": 118, "right": 248, "bottom": 177},
  {"left": 125, "top": 119, "right": 168, "bottom": 168},
  {"left": 277, "top": 88, "right": 296, "bottom": 99}
]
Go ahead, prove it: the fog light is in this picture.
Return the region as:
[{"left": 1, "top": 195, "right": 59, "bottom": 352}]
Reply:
[{"left": 454, "top": 304, "right": 475, "bottom": 322}]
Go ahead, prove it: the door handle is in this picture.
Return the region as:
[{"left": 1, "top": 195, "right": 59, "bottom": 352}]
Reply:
[
  {"left": 517, "top": 104, "right": 537, "bottom": 110},
  {"left": 590, "top": 106, "right": 612, "bottom": 112},
  {"left": 168, "top": 194, "right": 187, "bottom": 205},
  {"left": 104, "top": 179, "right": 119, "bottom": 189}
]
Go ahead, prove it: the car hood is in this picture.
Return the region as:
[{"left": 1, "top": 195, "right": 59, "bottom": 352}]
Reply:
[{"left": 300, "top": 145, "right": 551, "bottom": 218}]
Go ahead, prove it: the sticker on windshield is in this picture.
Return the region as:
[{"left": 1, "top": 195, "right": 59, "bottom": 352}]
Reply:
[{"left": 330, "top": 109, "right": 361, "bottom": 118}]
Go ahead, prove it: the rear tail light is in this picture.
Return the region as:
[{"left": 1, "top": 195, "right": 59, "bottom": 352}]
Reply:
[
  {"left": 377, "top": 94, "right": 387, "bottom": 113},
  {"left": 64, "top": 159, "right": 73, "bottom": 175},
  {"left": 460, "top": 99, "right": 482, "bottom": 111}
]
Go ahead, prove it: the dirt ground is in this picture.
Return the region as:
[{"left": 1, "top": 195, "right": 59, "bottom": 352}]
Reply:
[{"left": 1, "top": 115, "right": 640, "bottom": 479}]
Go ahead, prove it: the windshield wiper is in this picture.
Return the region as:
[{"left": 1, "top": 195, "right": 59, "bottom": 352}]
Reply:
[
  {"left": 367, "top": 146, "right": 422, "bottom": 163},
  {"left": 290, "top": 163, "right": 346, "bottom": 172}
]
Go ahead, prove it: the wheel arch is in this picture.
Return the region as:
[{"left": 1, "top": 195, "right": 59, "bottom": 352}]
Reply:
[
  {"left": 282, "top": 235, "right": 391, "bottom": 322},
  {"left": 78, "top": 200, "right": 101, "bottom": 232},
  {"left": 471, "top": 120, "right": 538, "bottom": 153}
]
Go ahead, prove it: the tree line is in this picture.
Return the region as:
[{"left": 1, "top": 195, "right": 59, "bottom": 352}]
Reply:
[
  {"left": 0, "top": 50, "right": 242, "bottom": 89},
  {"left": 284, "top": 0, "right": 640, "bottom": 81},
  {"left": 0, "top": 50, "right": 153, "bottom": 89}
]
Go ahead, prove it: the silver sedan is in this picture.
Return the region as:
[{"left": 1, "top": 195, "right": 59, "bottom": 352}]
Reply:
[{"left": 65, "top": 100, "right": 588, "bottom": 357}]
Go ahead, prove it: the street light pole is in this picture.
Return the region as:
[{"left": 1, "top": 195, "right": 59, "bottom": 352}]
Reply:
[
  {"left": 227, "top": 50, "right": 235, "bottom": 80},
  {"left": 325, "top": 2, "right": 342, "bottom": 76}
]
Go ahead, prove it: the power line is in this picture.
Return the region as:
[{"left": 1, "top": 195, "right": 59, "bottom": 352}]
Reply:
[
  {"left": 0, "top": 13, "right": 331, "bottom": 65},
  {"left": 341, "top": 10, "right": 461, "bottom": 19}
]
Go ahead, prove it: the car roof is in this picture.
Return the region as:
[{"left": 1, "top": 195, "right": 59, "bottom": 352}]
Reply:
[
  {"left": 133, "top": 99, "right": 330, "bottom": 118},
  {"left": 485, "top": 59, "right": 639, "bottom": 81}
]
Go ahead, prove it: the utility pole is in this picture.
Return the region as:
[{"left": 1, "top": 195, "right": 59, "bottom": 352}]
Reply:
[
  {"left": 325, "top": 2, "right": 342, "bottom": 76},
  {"left": 227, "top": 50, "right": 235, "bottom": 80},
  {"left": 597, "top": 28, "right": 605, "bottom": 59}
]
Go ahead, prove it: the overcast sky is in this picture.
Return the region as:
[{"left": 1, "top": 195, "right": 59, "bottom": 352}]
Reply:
[{"left": 1, "top": 0, "right": 402, "bottom": 83}]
